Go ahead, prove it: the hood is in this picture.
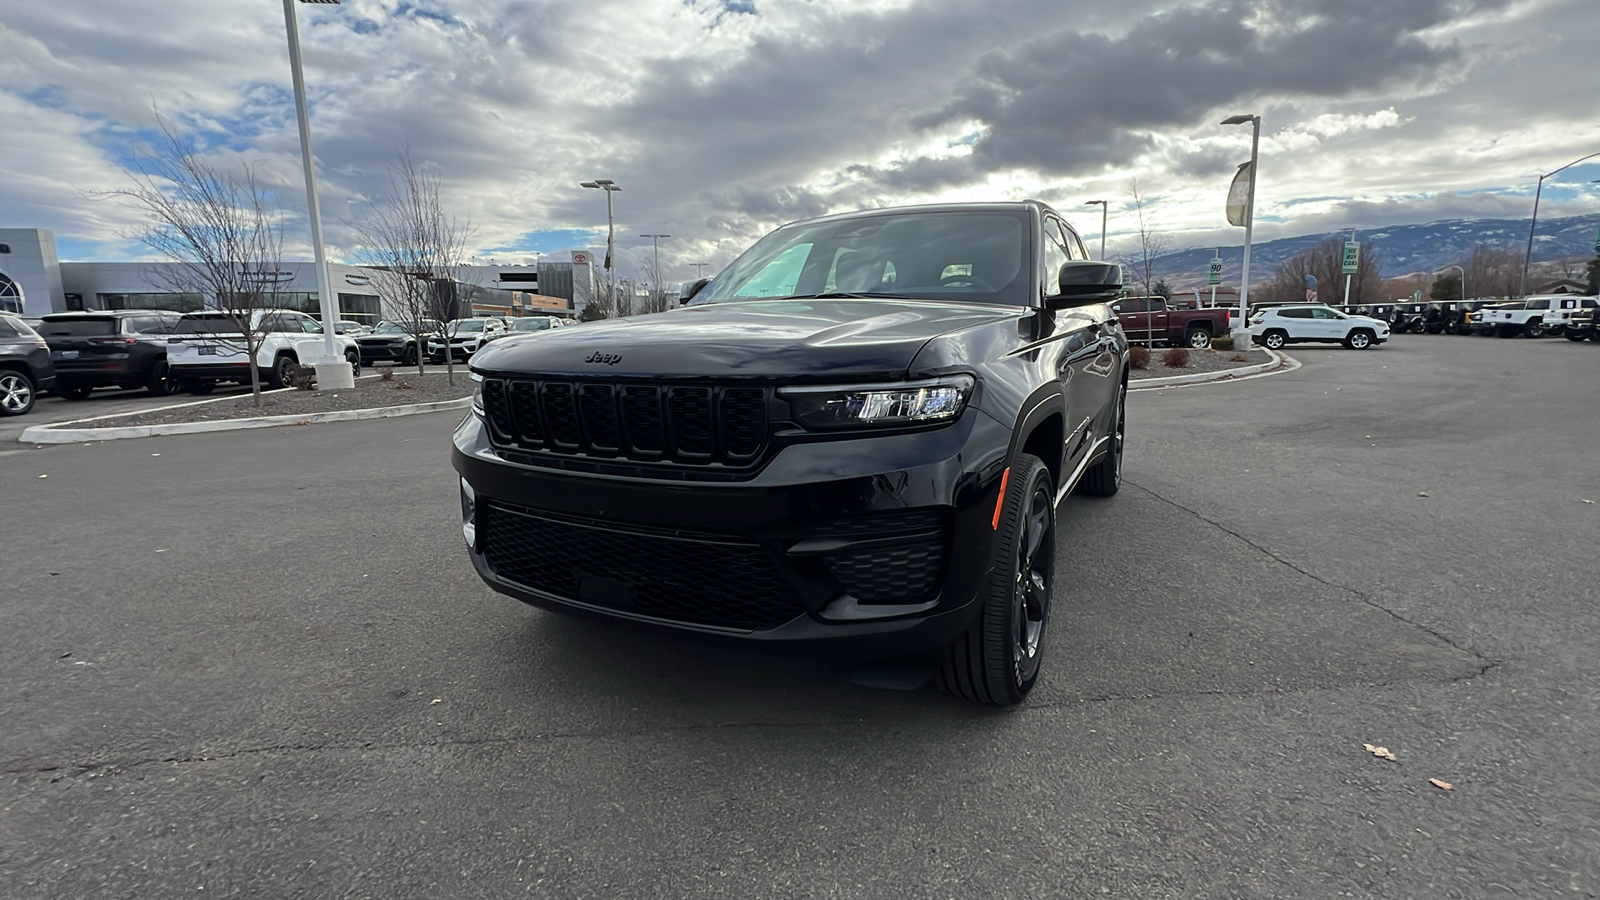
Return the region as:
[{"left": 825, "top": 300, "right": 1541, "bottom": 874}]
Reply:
[{"left": 469, "top": 298, "right": 1023, "bottom": 381}]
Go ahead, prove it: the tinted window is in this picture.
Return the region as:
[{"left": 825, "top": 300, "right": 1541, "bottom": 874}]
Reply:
[
  {"left": 39, "top": 316, "right": 117, "bottom": 336},
  {"left": 512, "top": 318, "right": 553, "bottom": 332},
  {"left": 0, "top": 317, "right": 18, "bottom": 337},
  {"left": 175, "top": 315, "right": 246, "bottom": 334},
  {"left": 1527, "top": 298, "right": 1549, "bottom": 310},
  {"left": 1581, "top": 298, "right": 1598, "bottom": 309},
  {"left": 126, "top": 316, "right": 168, "bottom": 335},
  {"left": 1278, "top": 308, "right": 1313, "bottom": 319}
]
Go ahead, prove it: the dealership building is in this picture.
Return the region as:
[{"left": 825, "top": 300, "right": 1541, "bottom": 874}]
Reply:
[{"left": 0, "top": 228, "right": 596, "bottom": 322}]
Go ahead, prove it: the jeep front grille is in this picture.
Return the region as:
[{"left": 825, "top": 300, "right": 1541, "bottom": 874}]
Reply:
[{"left": 480, "top": 377, "right": 770, "bottom": 467}]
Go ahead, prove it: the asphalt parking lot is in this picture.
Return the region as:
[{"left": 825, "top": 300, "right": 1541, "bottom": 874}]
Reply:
[{"left": 2, "top": 335, "right": 1597, "bottom": 897}]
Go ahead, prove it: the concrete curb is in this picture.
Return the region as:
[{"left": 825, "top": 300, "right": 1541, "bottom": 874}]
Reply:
[
  {"left": 1130, "top": 347, "right": 1296, "bottom": 390},
  {"left": 20, "top": 396, "right": 471, "bottom": 444}
]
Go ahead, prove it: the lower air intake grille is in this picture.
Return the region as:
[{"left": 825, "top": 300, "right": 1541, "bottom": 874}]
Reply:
[{"left": 481, "top": 502, "right": 806, "bottom": 631}]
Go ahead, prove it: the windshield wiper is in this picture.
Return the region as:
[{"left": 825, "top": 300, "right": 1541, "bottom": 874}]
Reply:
[{"left": 782, "top": 292, "right": 915, "bottom": 300}]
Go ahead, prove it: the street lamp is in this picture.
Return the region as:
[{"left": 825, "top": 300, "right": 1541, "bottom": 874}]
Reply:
[
  {"left": 1221, "top": 113, "right": 1261, "bottom": 346},
  {"left": 281, "top": 0, "right": 353, "bottom": 390},
  {"left": 640, "top": 233, "right": 671, "bottom": 307},
  {"left": 691, "top": 262, "right": 713, "bottom": 279},
  {"left": 581, "top": 179, "right": 621, "bottom": 304},
  {"left": 1519, "top": 152, "right": 1600, "bottom": 298},
  {"left": 1083, "top": 200, "right": 1107, "bottom": 259}
]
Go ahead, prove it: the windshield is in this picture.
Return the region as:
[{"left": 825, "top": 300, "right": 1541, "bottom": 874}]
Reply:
[
  {"left": 512, "top": 318, "right": 553, "bottom": 331},
  {"left": 451, "top": 320, "right": 486, "bottom": 333},
  {"left": 693, "top": 210, "right": 1031, "bottom": 306},
  {"left": 373, "top": 322, "right": 408, "bottom": 334},
  {"left": 173, "top": 314, "right": 247, "bottom": 334}
]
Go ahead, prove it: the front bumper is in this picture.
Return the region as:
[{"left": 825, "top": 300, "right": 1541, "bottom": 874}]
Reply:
[
  {"left": 451, "top": 406, "right": 1013, "bottom": 660},
  {"left": 359, "top": 342, "right": 411, "bottom": 362}
]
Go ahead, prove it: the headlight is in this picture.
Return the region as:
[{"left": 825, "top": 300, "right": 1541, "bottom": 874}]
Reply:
[
  {"left": 780, "top": 375, "right": 974, "bottom": 430},
  {"left": 470, "top": 370, "right": 484, "bottom": 414}
]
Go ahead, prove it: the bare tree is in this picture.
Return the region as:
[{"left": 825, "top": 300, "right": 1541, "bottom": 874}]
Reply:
[
  {"left": 635, "top": 253, "right": 674, "bottom": 314},
  {"left": 1462, "top": 244, "right": 1522, "bottom": 299},
  {"left": 91, "top": 117, "right": 283, "bottom": 406},
  {"left": 1119, "top": 179, "right": 1171, "bottom": 297},
  {"left": 1267, "top": 237, "right": 1382, "bottom": 306},
  {"left": 351, "top": 150, "right": 475, "bottom": 382}
]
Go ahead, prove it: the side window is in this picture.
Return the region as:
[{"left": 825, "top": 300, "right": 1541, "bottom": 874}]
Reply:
[
  {"left": 1581, "top": 298, "right": 1598, "bottom": 309},
  {"left": 1311, "top": 308, "right": 1337, "bottom": 319},
  {"left": 1559, "top": 298, "right": 1575, "bottom": 310},
  {"left": 1060, "top": 222, "right": 1088, "bottom": 260},
  {"left": 298, "top": 316, "right": 322, "bottom": 333},
  {"left": 0, "top": 317, "right": 18, "bottom": 337},
  {"left": 1041, "top": 218, "right": 1071, "bottom": 295},
  {"left": 1527, "top": 299, "right": 1548, "bottom": 310},
  {"left": 1279, "top": 308, "right": 1312, "bottom": 319}
]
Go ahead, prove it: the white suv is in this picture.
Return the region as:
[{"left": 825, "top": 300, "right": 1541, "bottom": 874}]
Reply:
[
  {"left": 168, "top": 309, "right": 360, "bottom": 394},
  {"left": 1249, "top": 304, "right": 1389, "bottom": 350},
  {"left": 427, "top": 317, "right": 505, "bottom": 362}
]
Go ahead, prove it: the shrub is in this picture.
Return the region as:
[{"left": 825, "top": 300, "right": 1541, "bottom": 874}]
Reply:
[
  {"left": 1161, "top": 347, "right": 1190, "bottom": 368},
  {"left": 1129, "top": 345, "right": 1151, "bottom": 370},
  {"left": 377, "top": 362, "right": 396, "bottom": 382},
  {"left": 1210, "top": 334, "right": 1235, "bottom": 351}
]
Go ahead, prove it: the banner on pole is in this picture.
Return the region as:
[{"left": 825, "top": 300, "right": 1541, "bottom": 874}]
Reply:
[
  {"left": 1207, "top": 259, "right": 1223, "bottom": 285},
  {"left": 1226, "top": 163, "right": 1252, "bottom": 227},
  {"left": 1341, "top": 241, "right": 1360, "bottom": 275}
]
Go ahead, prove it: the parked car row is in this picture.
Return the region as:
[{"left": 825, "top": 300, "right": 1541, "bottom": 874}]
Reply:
[{"left": 356, "top": 315, "right": 571, "bottom": 367}]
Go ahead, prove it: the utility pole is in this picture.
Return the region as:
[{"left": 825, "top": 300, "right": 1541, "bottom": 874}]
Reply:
[
  {"left": 691, "top": 262, "right": 712, "bottom": 279},
  {"left": 640, "top": 233, "right": 671, "bottom": 308}
]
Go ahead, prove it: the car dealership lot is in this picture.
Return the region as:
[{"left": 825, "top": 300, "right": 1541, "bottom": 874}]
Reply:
[{"left": 2, "top": 337, "right": 1597, "bottom": 897}]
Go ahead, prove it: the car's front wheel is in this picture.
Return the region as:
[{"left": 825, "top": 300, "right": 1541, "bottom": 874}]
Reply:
[
  {"left": 1185, "top": 328, "right": 1212, "bottom": 350},
  {"left": 146, "top": 363, "right": 181, "bottom": 396},
  {"left": 1565, "top": 329, "right": 1588, "bottom": 342},
  {"left": 0, "top": 369, "right": 37, "bottom": 416},
  {"left": 937, "top": 453, "right": 1055, "bottom": 706},
  {"left": 1261, "top": 330, "right": 1287, "bottom": 350},
  {"left": 1346, "top": 329, "right": 1374, "bottom": 350}
]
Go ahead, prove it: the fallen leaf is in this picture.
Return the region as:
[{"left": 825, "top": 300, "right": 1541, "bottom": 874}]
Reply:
[
  {"left": 429, "top": 698, "right": 442, "bottom": 705},
  {"left": 155, "top": 549, "right": 169, "bottom": 553},
  {"left": 1363, "top": 743, "right": 1397, "bottom": 761},
  {"left": 1418, "top": 492, "right": 1429, "bottom": 498},
  {"left": 38, "top": 474, "right": 47, "bottom": 479},
  {"left": 1582, "top": 499, "right": 1595, "bottom": 505},
  {"left": 151, "top": 453, "right": 161, "bottom": 457},
  {"left": 1429, "top": 778, "right": 1452, "bottom": 791}
]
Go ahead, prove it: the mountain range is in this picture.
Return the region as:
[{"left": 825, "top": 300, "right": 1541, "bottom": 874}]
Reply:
[{"left": 1151, "top": 214, "right": 1600, "bottom": 288}]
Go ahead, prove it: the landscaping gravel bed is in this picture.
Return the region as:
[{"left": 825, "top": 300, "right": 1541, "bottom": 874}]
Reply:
[
  {"left": 82, "top": 371, "right": 474, "bottom": 428},
  {"left": 1129, "top": 347, "right": 1273, "bottom": 381}
]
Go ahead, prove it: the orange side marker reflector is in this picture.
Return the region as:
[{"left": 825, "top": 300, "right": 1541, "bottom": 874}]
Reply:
[{"left": 992, "top": 466, "right": 1011, "bottom": 529}]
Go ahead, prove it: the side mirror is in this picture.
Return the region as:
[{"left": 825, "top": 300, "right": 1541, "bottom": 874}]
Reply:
[
  {"left": 1049, "top": 261, "right": 1124, "bottom": 309},
  {"left": 680, "top": 278, "right": 710, "bottom": 305}
]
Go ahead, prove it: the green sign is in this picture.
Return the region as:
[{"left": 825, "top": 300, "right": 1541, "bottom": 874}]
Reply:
[
  {"left": 1413, "top": 289, "right": 1423, "bottom": 302},
  {"left": 1121, "top": 265, "right": 1130, "bottom": 289},
  {"left": 1341, "top": 241, "right": 1360, "bottom": 275},
  {"left": 1207, "top": 259, "right": 1223, "bottom": 285}
]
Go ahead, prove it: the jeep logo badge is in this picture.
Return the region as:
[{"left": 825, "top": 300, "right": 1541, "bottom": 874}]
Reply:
[{"left": 585, "top": 352, "right": 622, "bottom": 366}]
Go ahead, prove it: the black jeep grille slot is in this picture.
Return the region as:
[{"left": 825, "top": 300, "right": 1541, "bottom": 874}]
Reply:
[
  {"left": 579, "top": 384, "right": 620, "bottom": 450},
  {"left": 542, "top": 383, "right": 582, "bottom": 447},
  {"left": 481, "top": 378, "right": 769, "bottom": 467},
  {"left": 481, "top": 502, "right": 805, "bottom": 631},
  {"left": 667, "top": 387, "right": 714, "bottom": 456},
  {"left": 719, "top": 388, "right": 767, "bottom": 459},
  {"left": 620, "top": 385, "right": 665, "bottom": 454}
]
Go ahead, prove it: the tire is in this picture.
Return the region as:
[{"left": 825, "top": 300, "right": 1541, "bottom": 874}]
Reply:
[
  {"left": 402, "top": 345, "right": 417, "bottom": 366},
  {"left": 1565, "top": 330, "right": 1588, "bottom": 342},
  {"left": 936, "top": 454, "right": 1055, "bottom": 706},
  {"left": 0, "top": 369, "right": 37, "bottom": 416},
  {"left": 146, "top": 363, "right": 180, "bottom": 396},
  {"left": 346, "top": 350, "right": 361, "bottom": 377},
  {"left": 1079, "top": 380, "right": 1124, "bottom": 498},
  {"left": 56, "top": 383, "right": 95, "bottom": 400},
  {"left": 185, "top": 379, "right": 216, "bottom": 396},
  {"left": 268, "top": 354, "right": 297, "bottom": 389},
  {"left": 1262, "top": 330, "right": 1287, "bottom": 350},
  {"left": 1185, "top": 328, "right": 1212, "bottom": 350},
  {"left": 1525, "top": 321, "right": 1544, "bottom": 338},
  {"left": 1346, "top": 330, "right": 1374, "bottom": 350}
]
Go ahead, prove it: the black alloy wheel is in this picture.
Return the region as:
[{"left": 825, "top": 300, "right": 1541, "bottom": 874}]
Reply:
[
  {"left": 0, "top": 370, "right": 36, "bottom": 416},
  {"left": 937, "top": 453, "right": 1055, "bottom": 706},
  {"left": 347, "top": 350, "right": 361, "bottom": 377},
  {"left": 269, "top": 354, "right": 297, "bottom": 389},
  {"left": 1565, "top": 329, "right": 1588, "bottom": 342},
  {"left": 147, "top": 363, "right": 180, "bottom": 396},
  {"left": 402, "top": 345, "right": 417, "bottom": 366}
]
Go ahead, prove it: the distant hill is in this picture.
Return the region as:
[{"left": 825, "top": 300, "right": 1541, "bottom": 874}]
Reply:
[{"left": 1153, "top": 214, "right": 1600, "bottom": 288}]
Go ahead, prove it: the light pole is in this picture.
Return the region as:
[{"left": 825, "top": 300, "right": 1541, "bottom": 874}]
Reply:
[
  {"left": 640, "top": 233, "right": 671, "bottom": 308},
  {"left": 1222, "top": 114, "right": 1261, "bottom": 345},
  {"left": 281, "top": 0, "right": 352, "bottom": 390},
  {"left": 1519, "top": 152, "right": 1600, "bottom": 298},
  {"left": 1083, "top": 200, "right": 1108, "bottom": 259},
  {"left": 581, "top": 179, "right": 621, "bottom": 305},
  {"left": 691, "top": 262, "right": 713, "bottom": 279}
]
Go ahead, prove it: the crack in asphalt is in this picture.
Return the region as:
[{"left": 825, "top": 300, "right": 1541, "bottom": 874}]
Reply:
[{"left": 1124, "top": 479, "right": 1499, "bottom": 671}]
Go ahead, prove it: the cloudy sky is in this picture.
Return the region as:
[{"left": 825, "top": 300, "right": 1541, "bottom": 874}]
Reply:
[{"left": 4, "top": 0, "right": 1598, "bottom": 283}]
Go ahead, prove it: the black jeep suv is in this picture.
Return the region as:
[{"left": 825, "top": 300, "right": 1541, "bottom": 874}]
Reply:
[
  {"left": 36, "top": 310, "right": 184, "bottom": 398},
  {"left": 453, "top": 202, "right": 1129, "bottom": 705}
]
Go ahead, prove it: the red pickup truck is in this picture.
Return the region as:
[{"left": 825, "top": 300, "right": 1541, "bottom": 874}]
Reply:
[{"left": 1110, "top": 296, "right": 1231, "bottom": 349}]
